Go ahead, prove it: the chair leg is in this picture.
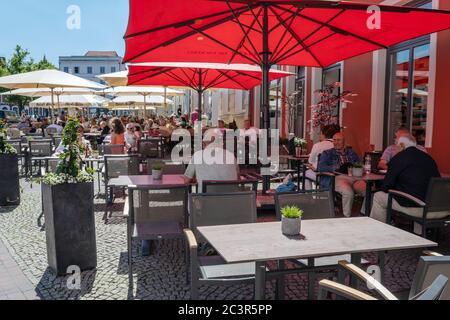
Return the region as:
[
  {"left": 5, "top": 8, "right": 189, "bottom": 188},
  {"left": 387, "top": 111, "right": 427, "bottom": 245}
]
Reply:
[
  {"left": 307, "top": 272, "right": 316, "bottom": 300},
  {"left": 128, "top": 231, "right": 133, "bottom": 296}
]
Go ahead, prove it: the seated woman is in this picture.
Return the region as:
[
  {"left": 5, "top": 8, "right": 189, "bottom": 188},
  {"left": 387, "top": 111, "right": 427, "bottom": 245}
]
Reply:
[
  {"left": 110, "top": 118, "right": 126, "bottom": 146},
  {"left": 125, "top": 123, "right": 137, "bottom": 150}
]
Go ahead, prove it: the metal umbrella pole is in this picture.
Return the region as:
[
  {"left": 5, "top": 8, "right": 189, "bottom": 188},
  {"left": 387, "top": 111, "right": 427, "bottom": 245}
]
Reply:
[{"left": 261, "top": 5, "right": 271, "bottom": 193}]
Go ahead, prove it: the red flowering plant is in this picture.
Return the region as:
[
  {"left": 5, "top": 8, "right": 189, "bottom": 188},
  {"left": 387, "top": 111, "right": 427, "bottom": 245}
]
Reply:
[{"left": 309, "top": 82, "right": 357, "bottom": 129}]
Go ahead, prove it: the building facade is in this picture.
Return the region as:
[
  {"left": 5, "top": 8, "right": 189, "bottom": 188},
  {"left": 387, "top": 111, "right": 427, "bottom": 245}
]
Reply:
[
  {"left": 59, "top": 51, "right": 126, "bottom": 83},
  {"left": 248, "top": 0, "right": 450, "bottom": 174}
]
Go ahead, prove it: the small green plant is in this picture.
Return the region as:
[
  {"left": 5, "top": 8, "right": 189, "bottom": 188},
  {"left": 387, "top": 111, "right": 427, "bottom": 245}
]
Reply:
[
  {"left": 293, "top": 137, "right": 307, "bottom": 148},
  {"left": 152, "top": 163, "right": 163, "bottom": 171},
  {"left": 0, "top": 120, "right": 17, "bottom": 155},
  {"left": 281, "top": 206, "right": 303, "bottom": 219},
  {"left": 352, "top": 162, "right": 364, "bottom": 168}
]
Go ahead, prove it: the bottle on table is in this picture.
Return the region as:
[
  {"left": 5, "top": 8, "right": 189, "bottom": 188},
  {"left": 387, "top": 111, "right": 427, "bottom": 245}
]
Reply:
[{"left": 364, "top": 154, "right": 372, "bottom": 174}]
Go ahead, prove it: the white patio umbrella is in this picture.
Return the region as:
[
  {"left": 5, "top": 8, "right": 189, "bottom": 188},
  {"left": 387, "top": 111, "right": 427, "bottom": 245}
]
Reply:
[
  {"left": 102, "top": 85, "right": 183, "bottom": 114},
  {"left": 97, "top": 70, "right": 128, "bottom": 87},
  {"left": 30, "top": 95, "right": 109, "bottom": 108},
  {"left": 0, "top": 87, "right": 101, "bottom": 97},
  {"left": 0, "top": 69, "right": 105, "bottom": 118},
  {"left": 110, "top": 95, "right": 173, "bottom": 106}
]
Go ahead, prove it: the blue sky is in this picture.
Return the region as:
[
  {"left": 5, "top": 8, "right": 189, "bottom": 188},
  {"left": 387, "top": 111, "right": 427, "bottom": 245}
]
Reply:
[{"left": 0, "top": 0, "right": 129, "bottom": 65}]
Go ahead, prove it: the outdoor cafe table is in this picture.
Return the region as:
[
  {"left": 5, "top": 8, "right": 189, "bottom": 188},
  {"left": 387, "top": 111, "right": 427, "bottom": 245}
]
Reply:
[
  {"left": 108, "top": 174, "right": 190, "bottom": 189},
  {"left": 197, "top": 217, "right": 436, "bottom": 300},
  {"left": 334, "top": 172, "right": 385, "bottom": 216}
]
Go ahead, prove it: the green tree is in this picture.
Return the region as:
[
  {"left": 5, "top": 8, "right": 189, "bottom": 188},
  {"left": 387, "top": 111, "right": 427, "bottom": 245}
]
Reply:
[{"left": 0, "top": 46, "right": 56, "bottom": 112}]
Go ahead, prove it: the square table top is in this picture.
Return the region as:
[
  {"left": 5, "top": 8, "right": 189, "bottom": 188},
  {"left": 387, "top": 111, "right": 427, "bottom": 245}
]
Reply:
[
  {"left": 108, "top": 174, "right": 189, "bottom": 189},
  {"left": 335, "top": 172, "right": 385, "bottom": 182},
  {"left": 197, "top": 217, "right": 436, "bottom": 264}
]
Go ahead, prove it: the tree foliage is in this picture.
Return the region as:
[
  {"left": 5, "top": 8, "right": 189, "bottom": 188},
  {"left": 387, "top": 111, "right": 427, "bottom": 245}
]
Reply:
[{"left": 0, "top": 45, "right": 56, "bottom": 111}]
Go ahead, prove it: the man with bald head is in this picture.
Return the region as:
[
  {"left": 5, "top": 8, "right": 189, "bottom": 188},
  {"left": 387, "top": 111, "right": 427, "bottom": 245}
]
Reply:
[{"left": 318, "top": 132, "right": 366, "bottom": 217}]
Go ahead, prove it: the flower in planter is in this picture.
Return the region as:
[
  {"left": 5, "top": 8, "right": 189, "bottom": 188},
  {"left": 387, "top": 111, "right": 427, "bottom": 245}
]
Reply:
[
  {"left": 152, "top": 163, "right": 164, "bottom": 171},
  {"left": 281, "top": 206, "right": 304, "bottom": 219},
  {"left": 293, "top": 137, "right": 307, "bottom": 148},
  {"left": 40, "top": 118, "right": 93, "bottom": 186},
  {"left": 351, "top": 162, "right": 364, "bottom": 169},
  {"left": 0, "top": 120, "right": 17, "bottom": 155}
]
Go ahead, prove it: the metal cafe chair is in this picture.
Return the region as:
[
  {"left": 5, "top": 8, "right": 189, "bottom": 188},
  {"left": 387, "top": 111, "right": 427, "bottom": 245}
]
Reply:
[
  {"left": 274, "top": 189, "right": 370, "bottom": 299},
  {"left": 386, "top": 177, "right": 450, "bottom": 239},
  {"left": 124, "top": 184, "right": 190, "bottom": 294},
  {"left": 185, "top": 191, "right": 265, "bottom": 300},
  {"left": 318, "top": 254, "right": 450, "bottom": 300},
  {"left": 28, "top": 139, "right": 53, "bottom": 176}
]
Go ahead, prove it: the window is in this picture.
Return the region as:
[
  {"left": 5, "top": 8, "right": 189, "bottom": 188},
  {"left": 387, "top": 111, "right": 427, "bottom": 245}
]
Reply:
[
  {"left": 322, "top": 64, "right": 341, "bottom": 126},
  {"left": 87, "top": 67, "right": 93, "bottom": 74},
  {"left": 293, "top": 67, "right": 306, "bottom": 136},
  {"left": 100, "top": 67, "right": 106, "bottom": 74},
  {"left": 385, "top": 1, "right": 432, "bottom": 147},
  {"left": 74, "top": 67, "right": 79, "bottom": 74},
  {"left": 111, "top": 67, "right": 116, "bottom": 73},
  {"left": 63, "top": 67, "right": 69, "bottom": 73}
]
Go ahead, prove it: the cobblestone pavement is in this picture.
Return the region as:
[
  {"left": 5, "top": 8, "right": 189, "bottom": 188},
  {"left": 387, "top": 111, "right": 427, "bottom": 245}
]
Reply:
[{"left": 0, "top": 179, "right": 448, "bottom": 300}]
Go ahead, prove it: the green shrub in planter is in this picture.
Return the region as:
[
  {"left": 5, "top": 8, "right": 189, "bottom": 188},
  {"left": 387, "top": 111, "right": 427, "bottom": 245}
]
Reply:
[
  {"left": 0, "top": 120, "right": 20, "bottom": 206},
  {"left": 40, "top": 118, "right": 97, "bottom": 275}
]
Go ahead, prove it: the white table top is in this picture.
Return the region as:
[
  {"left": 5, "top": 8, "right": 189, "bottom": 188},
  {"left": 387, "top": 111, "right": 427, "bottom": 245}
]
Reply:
[{"left": 197, "top": 217, "right": 436, "bottom": 264}]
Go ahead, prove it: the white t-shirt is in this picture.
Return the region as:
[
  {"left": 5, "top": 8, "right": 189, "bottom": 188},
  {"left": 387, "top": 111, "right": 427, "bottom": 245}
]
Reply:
[
  {"left": 308, "top": 139, "right": 334, "bottom": 170},
  {"left": 184, "top": 147, "right": 239, "bottom": 192}
]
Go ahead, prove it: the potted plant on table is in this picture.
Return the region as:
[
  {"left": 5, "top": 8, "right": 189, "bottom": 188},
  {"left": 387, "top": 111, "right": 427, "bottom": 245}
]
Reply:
[
  {"left": 0, "top": 120, "right": 20, "bottom": 206},
  {"left": 293, "top": 137, "right": 307, "bottom": 157},
  {"left": 281, "top": 205, "right": 304, "bottom": 236},
  {"left": 152, "top": 162, "right": 164, "bottom": 180},
  {"left": 351, "top": 162, "right": 364, "bottom": 177},
  {"left": 40, "top": 118, "right": 97, "bottom": 276}
]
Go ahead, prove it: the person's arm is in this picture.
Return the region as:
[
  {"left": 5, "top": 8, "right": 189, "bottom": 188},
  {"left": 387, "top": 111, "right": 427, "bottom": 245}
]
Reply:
[
  {"left": 308, "top": 144, "right": 318, "bottom": 169},
  {"left": 183, "top": 161, "right": 196, "bottom": 184},
  {"left": 378, "top": 146, "right": 393, "bottom": 170}
]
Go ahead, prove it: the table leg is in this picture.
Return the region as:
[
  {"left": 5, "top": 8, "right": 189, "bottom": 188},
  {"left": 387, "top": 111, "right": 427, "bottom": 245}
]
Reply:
[
  {"left": 254, "top": 261, "right": 266, "bottom": 300},
  {"left": 302, "top": 163, "right": 307, "bottom": 191},
  {"left": 365, "top": 181, "right": 373, "bottom": 216},
  {"left": 296, "top": 161, "right": 301, "bottom": 190}
]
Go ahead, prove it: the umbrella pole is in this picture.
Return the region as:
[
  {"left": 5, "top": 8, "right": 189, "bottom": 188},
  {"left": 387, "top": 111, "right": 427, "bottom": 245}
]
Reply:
[
  {"left": 164, "top": 87, "right": 167, "bottom": 110},
  {"left": 261, "top": 5, "right": 271, "bottom": 193},
  {"left": 143, "top": 94, "right": 147, "bottom": 117},
  {"left": 198, "top": 69, "right": 203, "bottom": 118},
  {"left": 50, "top": 88, "right": 55, "bottom": 122}
]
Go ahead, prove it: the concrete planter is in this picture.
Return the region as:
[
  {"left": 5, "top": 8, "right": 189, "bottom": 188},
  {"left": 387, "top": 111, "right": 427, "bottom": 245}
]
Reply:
[
  {"left": 352, "top": 167, "right": 364, "bottom": 177},
  {"left": 282, "top": 216, "right": 302, "bottom": 236},
  {"left": 152, "top": 169, "right": 163, "bottom": 180},
  {"left": 42, "top": 182, "right": 97, "bottom": 276},
  {"left": 0, "top": 154, "right": 20, "bottom": 206}
]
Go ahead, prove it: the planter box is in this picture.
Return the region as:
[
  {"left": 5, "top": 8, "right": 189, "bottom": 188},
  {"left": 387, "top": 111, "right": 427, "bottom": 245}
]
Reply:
[
  {"left": 0, "top": 154, "right": 20, "bottom": 206},
  {"left": 42, "top": 182, "right": 97, "bottom": 276}
]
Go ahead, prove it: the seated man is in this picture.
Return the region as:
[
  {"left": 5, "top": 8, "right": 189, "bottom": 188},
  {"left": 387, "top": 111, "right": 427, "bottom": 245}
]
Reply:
[
  {"left": 378, "top": 127, "right": 427, "bottom": 170},
  {"left": 370, "top": 135, "right": 445, "bottom": 228},
  {"left": 183, "top": 135, "right": 239, "bottom": 193},
  {"left": 305, "top": 124, "right": 340, "bottom": 189},
  {"left": 318, "top": 133, "right": 366, "bottom": 217}
]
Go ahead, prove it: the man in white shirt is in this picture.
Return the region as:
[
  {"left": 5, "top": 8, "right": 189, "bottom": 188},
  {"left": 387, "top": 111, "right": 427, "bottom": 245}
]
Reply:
[
  {"left": 46, "top": 121, "right": 64, "bottom": 135},
  {"left": 183, "top": 135, "right": 239, "bottom": 193},
  {"left": 305, "top": 124, "right": 340, "bottom": 189}
]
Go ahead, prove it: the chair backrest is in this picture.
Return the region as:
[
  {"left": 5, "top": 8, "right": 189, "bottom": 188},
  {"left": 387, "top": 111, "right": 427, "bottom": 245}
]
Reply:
[
  {"left": 130, "top": 186, "right": 188, "bottom": 224},
  {"left": 409, "top": 255, "right": 450, "bottom": 300},
  {"left": 424, "top": 178, "right": 450, "bottom": 214},
  {"left": 52, "top": 135, "right": 62, "bottom": 148},
  {"left": 99, "top": 144, "right": 125, "bottom": 155},
  {"left": 47, "top": 158, "right": 60, "bottom": 174},
  {"left": 138, "top": 138, "right": 161, "bottom": 158},
  {"left": 28, "top": 140, "right": 53, "bottom": 157},
  {"left": 202, "top": 179, "right": 258, "bottom": 194},
  {"left": 411, "top": 274, "right": 448, "bottom": 300},
  {"left": 163, "top": 163, "right": 186, "bottom": 175},
  {"left": 275, "top": 189, "right": 334, "bottom": 221},
  {"left": 189, "top": 192, "right": 257, "bottom": 234},
  {"left": 104, "top": 155, "right": 140, "bottom": 179},
  {"left": 7, "top": 139, "right": 22, "bottom": 154}
]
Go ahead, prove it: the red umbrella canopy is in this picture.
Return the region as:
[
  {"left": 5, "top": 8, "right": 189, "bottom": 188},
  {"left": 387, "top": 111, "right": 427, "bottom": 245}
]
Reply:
[
  {"left": 124, "top": 0, "right": 450, "bottom": 67},
  {"left": 127, "top": 62, "right": 294, "bottom": 91}
]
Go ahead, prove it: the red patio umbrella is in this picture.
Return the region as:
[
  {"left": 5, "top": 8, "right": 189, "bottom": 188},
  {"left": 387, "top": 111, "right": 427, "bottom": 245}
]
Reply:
[
  {"left": 127, "top": 62, "right": 294, "bottom": 116},
  {"left": 124, "top": 0, "right": 450, "bottom": 130}
]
